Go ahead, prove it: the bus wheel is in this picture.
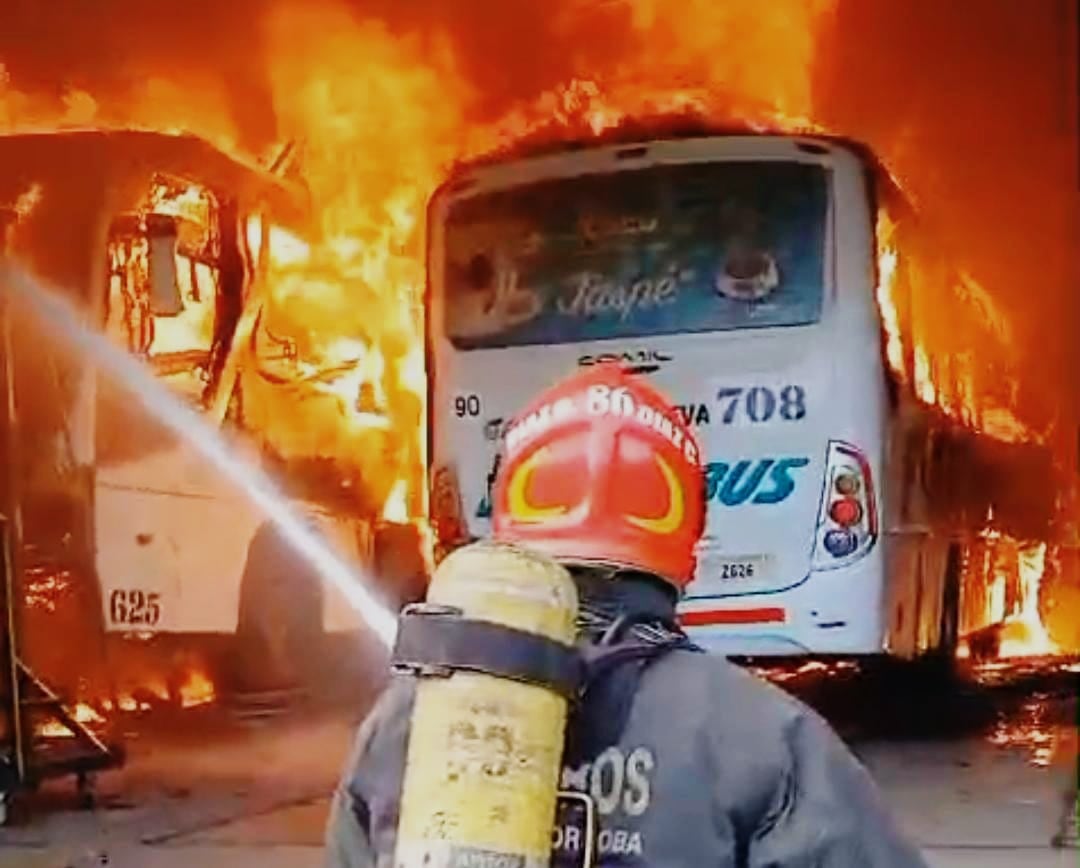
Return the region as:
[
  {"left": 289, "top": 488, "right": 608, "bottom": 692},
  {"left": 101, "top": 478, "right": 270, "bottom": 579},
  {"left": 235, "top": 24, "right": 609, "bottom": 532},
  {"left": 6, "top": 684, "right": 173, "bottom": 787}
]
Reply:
[
  {"left": 226, "top": 524, "right": 325, "bottom": 700},
  {"left": 872, "top": 542, "right": 964, "bottom": 691}
]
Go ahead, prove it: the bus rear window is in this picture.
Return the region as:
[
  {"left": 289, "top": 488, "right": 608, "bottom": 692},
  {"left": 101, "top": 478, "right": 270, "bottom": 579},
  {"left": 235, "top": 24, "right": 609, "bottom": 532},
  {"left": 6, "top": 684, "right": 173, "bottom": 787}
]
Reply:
[{"left": 441, "top": 160, "right": 828, "bottom": 349}]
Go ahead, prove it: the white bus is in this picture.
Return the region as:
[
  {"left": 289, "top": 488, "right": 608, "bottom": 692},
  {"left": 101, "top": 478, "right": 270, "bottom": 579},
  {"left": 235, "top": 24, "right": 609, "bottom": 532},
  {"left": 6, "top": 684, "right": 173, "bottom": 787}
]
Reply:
[
  {"left": 2, "top": 131, "right": 424, "bottom": 700},
  {"left": 425, "top": 131, "right": 1052, "bottom": 661}
]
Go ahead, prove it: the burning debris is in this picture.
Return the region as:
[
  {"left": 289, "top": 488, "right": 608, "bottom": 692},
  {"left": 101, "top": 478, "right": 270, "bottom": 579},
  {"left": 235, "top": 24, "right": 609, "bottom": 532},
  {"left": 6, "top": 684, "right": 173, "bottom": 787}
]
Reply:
[{"left": 961, "top": 536, "right": 1054, "bottom": 660}]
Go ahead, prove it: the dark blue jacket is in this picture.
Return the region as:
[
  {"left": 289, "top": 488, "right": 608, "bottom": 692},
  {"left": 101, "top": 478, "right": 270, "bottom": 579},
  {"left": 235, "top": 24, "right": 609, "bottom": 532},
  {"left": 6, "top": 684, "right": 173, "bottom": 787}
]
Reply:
[{"left": 325, "top": 580, "right": 927, "bottom": 868}]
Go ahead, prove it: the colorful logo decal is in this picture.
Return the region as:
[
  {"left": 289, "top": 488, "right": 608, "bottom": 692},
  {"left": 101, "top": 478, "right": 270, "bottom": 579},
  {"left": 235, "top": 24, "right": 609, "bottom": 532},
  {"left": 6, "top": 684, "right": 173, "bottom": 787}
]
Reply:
[{"left": 474, "top": 452, "right": 501, "bottom": 520}]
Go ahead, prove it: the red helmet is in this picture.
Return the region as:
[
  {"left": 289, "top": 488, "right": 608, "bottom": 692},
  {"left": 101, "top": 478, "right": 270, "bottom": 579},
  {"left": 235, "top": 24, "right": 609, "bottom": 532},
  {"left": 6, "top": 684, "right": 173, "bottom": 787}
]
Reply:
[{"left": 491, "top": 364, "right": 705, "bottom": 590}]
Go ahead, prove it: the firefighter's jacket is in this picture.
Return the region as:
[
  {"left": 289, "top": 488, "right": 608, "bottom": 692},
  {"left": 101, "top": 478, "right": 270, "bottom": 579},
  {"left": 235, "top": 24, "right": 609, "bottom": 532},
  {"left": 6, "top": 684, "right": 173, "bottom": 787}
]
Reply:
[{"left": 324, "top": 578, "right": 928, "bottom": 868}]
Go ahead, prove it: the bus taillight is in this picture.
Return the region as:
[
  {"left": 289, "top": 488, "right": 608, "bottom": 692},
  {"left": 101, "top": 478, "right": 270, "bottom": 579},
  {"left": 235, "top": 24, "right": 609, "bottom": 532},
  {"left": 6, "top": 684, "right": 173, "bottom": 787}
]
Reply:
[
  {"left": 812, "top": 441, "right": 879, "bottom": 570},
  {"left": 834, "top": 472, "right": 861, "bottom": 497}
]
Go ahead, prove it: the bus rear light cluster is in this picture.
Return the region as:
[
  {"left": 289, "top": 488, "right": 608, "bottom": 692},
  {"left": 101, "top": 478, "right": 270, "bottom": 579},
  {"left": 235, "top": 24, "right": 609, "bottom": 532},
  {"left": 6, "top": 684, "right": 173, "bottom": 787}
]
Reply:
[{"left": 812, "top": 441, "right": 878, "bottom": 571}]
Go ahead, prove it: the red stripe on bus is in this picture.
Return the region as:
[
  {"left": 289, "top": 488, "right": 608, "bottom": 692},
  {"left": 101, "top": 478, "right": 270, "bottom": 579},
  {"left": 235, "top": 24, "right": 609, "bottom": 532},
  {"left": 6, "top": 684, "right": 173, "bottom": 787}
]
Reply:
[{"left": 680, "top": 607, "right": 787, "bottom": 626}]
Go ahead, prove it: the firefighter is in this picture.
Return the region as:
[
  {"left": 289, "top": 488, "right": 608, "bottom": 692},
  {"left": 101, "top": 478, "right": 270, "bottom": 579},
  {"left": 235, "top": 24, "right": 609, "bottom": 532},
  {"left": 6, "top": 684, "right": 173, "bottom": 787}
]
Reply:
[{"left": 325, "top": 364, "right": 927, "bottom": 868}]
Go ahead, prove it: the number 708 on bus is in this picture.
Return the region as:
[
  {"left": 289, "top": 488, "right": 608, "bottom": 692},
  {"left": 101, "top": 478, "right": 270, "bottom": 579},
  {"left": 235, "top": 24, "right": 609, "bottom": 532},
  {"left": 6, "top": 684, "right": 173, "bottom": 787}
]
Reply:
[{"left": 716, "top": 385, "right": 807, "bottom": 425}]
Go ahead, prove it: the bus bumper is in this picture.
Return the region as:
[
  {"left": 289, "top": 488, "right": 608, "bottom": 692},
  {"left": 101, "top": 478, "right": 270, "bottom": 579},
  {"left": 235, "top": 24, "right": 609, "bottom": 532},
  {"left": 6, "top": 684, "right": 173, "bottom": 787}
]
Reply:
[{"left": 680, "top": 553, "right": 887, "bottom": 656}]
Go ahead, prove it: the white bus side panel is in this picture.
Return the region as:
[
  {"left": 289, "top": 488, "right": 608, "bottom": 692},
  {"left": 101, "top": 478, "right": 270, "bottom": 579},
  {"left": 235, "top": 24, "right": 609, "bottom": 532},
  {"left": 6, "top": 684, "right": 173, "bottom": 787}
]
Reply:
[
  {"left": 96, "top": 442, "right": 371, "bottom": 634},
  {"left": 96, "top": 482, "right": 257, "bottom": 633}
]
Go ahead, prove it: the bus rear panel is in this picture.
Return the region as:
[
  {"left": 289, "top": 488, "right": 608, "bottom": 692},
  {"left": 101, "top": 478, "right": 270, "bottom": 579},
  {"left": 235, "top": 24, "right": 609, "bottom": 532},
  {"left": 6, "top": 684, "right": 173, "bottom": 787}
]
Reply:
[{"left": 427, "top": 136, "right": 892, "bottom": 656}]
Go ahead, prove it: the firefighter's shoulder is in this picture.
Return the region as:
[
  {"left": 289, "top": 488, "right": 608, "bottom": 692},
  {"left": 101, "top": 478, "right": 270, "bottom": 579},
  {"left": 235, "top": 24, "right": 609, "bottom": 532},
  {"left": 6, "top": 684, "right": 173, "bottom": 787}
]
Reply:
[
  {"left": 637, "top": 648, "right": 826, "bottom": 771},
  {"left": 645, "top": 645, "right": 817, "bottom": 727}
]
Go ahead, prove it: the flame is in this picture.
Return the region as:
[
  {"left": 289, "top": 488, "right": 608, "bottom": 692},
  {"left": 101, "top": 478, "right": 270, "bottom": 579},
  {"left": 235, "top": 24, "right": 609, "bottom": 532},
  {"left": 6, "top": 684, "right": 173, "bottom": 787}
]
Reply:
[
  {"left": 2, "top": 1, "right": 874, "bottom": 534},
  {"left": 13, "top": 183, "right": 41, "bottom": 218},
  {"left": 104, "top": 178, "right": 219, "bottom": 387},
  {"left": 2, "top": 1, "right": 1072, "bottom": 660},
  {"left": 912, "top": 345, "right": 936, "bottom": 406},
  {"left": 73, "top": 702, "right": 104, "bottom": 724},
  {"left": 518, "top": 0, "right": 835, "bottom": 142},
  {"left": 873, "top": 206, "right": 1036, "bottom": 446},
  {"left": 382, "top": 478, "right": 409, "bottom": 523},
  {"left": 997, "top": 542, "right": 1057, "bottom": 658},
  {"left": 177, "top": 669, "right": 215, "bottom": 708},
  {"left": 36, "top": 721, "right": 75, "bottom": 738},
  {"left": 967, "top": 528, "right": 1059, "bottom": 659},
  {"left": 34, "top": 702, "right": 104, "bottom": 739},
  {"left": 218, "top": 4, "right": 474, "bottom": 519},
  {"left": 874, "top": 240, "right": 903, "bottom": 376},
  {"left": 22, "top": 566, "right": 74, "bottom": 613},
  {"left": 1, "top": 60, "right": 242, "bottom": 158},
  {"left": 146, "top": 180, "right": 211, "bottom": 226},
  {"left": 266, "top": 225, "right": 311, "bottom": 268},
  {"left": 114, "top": 680, "right": 170, "bottom": 713}
]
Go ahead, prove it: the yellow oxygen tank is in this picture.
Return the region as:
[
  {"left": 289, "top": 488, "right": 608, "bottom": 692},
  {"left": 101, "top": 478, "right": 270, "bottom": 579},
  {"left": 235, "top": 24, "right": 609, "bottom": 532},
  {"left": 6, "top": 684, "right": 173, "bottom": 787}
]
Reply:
[{"left": 392, "top": 540, "right": 579, "bottom": 868}]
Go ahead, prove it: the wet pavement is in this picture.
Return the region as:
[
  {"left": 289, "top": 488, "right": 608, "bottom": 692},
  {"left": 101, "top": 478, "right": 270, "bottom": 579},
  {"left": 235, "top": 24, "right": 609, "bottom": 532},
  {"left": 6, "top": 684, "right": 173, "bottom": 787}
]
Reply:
[{"left": 0, "top": 657, "right": 1075, "bottom": 867}]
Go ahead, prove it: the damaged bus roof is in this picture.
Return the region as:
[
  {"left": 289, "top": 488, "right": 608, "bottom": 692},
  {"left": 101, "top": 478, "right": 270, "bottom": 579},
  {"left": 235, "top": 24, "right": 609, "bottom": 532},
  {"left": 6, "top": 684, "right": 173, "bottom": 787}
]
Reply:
[{"left": 0, "top": 128, "right": 310, "bottom": 230}]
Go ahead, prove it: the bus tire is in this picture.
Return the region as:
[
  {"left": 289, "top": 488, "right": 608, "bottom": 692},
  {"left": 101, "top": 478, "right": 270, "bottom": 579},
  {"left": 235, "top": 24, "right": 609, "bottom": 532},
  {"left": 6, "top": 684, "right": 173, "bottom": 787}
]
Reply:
[{"left": 227, "top": 521, "right": 325, "bottom": 699}]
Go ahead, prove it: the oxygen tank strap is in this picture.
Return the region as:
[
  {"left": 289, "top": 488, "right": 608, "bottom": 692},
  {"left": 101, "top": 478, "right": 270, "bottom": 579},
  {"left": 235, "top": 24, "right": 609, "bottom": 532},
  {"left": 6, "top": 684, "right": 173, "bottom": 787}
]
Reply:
[
  {"left": 391, "top": 604, "right": 583, "bottom": 699},
  {"left": 564, "top": 620, "right": 700, "bottom": 767}
]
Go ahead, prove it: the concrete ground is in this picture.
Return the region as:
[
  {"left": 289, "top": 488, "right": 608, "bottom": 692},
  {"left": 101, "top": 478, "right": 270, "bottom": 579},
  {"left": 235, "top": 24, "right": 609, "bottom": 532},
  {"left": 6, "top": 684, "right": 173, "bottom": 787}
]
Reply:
[{"left": 0, "top": 661, "right": 1075, "bottom": 868}]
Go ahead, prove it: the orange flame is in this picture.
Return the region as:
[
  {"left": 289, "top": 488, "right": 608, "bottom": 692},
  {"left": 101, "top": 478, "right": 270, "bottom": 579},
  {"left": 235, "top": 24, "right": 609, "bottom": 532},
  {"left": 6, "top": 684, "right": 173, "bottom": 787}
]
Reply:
[
  {"left": 2, "top": 1, "right": 1069, "bottom": 662},
  {"left": 177, "top": 669, "right": 215, "bottom": 708},
  {"left": 34, "top": 703, "right": 105, "bottom": 739},
  {"left": 0, "top": 0, "right": 848, "bottom": 529},
  {"left": 963, "top": 527, "right": 1059, "bottom": 659},
  {"left": 873, "top": 203, "right": 1036, "bottom": 447},
  {"left": 874, "top": 242, "right": 903, "bottom": 376},
  {"left": 219, "top": 4, "right": 477, "bottom": 518},
  {"left": 997, "top": 542, "right": 1057, "bottom": 658},
  {"left": 36, "top": 721, "right": 76, "bottom": 739}
]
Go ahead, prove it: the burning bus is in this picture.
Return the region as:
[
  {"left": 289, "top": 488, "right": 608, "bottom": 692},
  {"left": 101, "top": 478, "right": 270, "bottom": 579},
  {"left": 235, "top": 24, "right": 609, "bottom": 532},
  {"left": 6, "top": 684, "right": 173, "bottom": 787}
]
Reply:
[
  {"left": 425, "top": 125, "right": 1060, "bottom": 662},
  {"left": 0, "top": 129, "right": 426, "bottom": 705}
]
